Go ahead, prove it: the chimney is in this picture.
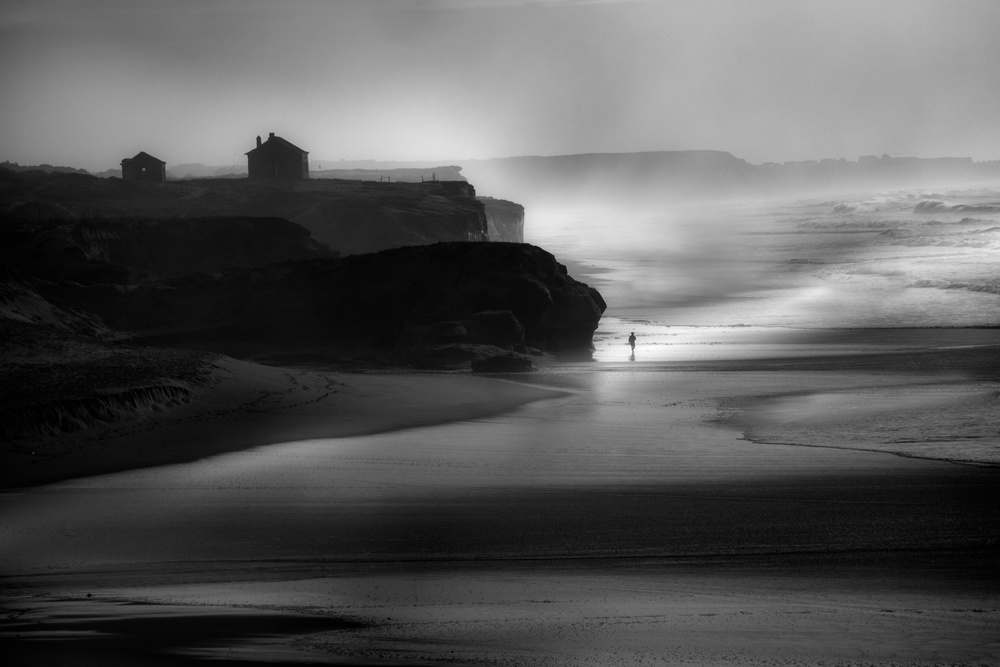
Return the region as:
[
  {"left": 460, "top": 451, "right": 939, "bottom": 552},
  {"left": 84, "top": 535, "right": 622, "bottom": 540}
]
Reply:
[
  {"left": 269, "top": 132, "right": 275, "bottom": 139},
  {"left": 256, "top": 135, "right": 261, "bottom": 148}
]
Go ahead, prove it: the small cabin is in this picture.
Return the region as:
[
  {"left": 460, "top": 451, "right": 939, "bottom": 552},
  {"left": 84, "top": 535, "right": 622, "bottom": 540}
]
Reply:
[
  {"left": 246, "top": 132, "right": 309, "bottom": 180},
  {"left": 121, "top": 151, "right": 166, "bottom": 182}
]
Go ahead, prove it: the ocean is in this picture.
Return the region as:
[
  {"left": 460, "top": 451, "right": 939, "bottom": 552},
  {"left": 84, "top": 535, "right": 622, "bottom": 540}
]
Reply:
[
  {"left": 527, "top": 185, "right": 1000, "bottom": 329},
  {"left": 525, "top": 185, "right": 1000, "bottom": 466}
]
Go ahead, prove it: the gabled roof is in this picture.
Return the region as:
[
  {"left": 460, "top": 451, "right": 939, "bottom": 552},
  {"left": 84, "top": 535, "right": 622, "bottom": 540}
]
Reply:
[
  {"left": 122, "top": 151, "right": 165, "bottom": 165},
  {"left": 246, "top": 135, "right": 309, "bottom": 157}
]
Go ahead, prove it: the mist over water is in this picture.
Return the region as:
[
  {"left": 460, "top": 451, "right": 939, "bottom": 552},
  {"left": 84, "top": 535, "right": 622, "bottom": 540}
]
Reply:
[{"left": 525, "top": 185, "right": 1000, "bottom": 331}]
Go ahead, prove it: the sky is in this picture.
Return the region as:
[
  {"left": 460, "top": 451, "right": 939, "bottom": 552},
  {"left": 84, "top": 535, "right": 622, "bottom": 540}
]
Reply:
[{"left": 2, "top": 0, "right": 999, "bottom": 171}]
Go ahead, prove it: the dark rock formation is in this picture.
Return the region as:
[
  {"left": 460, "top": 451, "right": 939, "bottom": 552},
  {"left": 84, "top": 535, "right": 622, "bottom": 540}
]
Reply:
[
  {"left": 396, "top": 310, "right": 531, "bottom": 369},
  {"left": 38, "top": 242, "right": 606, "bottom": 366},
  {"left": 400, "top": 311, "right": 526, "bottom": 353},
  {"left": 479, "top": 197, "right": 525, "bottom": 243},
  {"left": 1, "top": 173, "right": 600, "bottom": 369},
  {"left": 0, "top": 216, "right": 333, "bottom": 284},
  {"left": 294, "top": 180, "right": 488, "bottom": 255}
]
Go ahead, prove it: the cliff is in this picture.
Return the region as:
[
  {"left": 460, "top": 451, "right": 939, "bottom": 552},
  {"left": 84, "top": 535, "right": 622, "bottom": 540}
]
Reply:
[
  {"left": 38, "top": 242, "right": 606, "bottom": 366},
  {"left": 0, "top": 170, "right": 601, "bottom": 451},
  {"left": 479, "top": 197, "right": 524, "bottom": 243},
  {"left": 291, "top": 179, "right": 488, "bottom": 255},
  {"left": 1, "top": 240, "right": 606, "bottom": 450},
  {"left": 0, "top": 168, "right": 491, "bottom": 256}
]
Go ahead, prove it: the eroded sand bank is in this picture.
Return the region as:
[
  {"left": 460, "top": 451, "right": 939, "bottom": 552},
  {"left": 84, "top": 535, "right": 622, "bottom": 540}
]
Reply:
[{"left": 1, "top": 356, "right": 565, "bottom": 489}]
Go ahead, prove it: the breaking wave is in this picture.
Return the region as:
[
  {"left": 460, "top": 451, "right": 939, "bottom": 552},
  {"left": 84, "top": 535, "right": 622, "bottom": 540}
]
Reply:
[
  {"left": 914, "top": 200, "right": 1000, "bottom": 214},
  {"left": 908, "top": 279, "right": 1000, "bottom": 295}
]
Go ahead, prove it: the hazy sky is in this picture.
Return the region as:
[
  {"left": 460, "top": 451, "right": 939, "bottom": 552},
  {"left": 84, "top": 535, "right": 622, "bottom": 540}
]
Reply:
[{"left": 2, "top": 0, "right": 999, "bottom": 170}]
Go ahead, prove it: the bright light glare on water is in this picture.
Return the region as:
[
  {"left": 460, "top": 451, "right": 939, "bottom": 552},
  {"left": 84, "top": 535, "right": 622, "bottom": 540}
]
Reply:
[{"left": 527, "top": 187, "right": 1000, "bottom": 332}]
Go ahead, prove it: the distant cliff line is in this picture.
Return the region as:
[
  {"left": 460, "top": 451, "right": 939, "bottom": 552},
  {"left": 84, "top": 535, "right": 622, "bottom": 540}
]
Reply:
[
  {"left": 319, "top": 152, "right": 1000, "bottom": 199},
  {"left": 458, "top": 150, "right": 1000, "bottom": 204}
]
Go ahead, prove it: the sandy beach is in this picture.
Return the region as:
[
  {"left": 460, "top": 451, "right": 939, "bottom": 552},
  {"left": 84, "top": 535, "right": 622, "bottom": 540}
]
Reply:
[
  {"left": 3, "top": 327, "right": 998, "bottom": 666},
  {"left": 5, "top": 2, "right": 1000, "bottom": 662}
]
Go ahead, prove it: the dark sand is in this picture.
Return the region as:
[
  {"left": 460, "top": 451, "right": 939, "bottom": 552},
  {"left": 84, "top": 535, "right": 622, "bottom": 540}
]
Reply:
[{"left": 2, "top": 337, "right": 999, "bottom": 665}]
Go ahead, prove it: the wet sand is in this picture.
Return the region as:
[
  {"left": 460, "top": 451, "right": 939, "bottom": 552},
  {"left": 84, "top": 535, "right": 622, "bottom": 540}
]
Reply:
[{"left": 2, "top": 335, "right": 999, "bottom": 666}]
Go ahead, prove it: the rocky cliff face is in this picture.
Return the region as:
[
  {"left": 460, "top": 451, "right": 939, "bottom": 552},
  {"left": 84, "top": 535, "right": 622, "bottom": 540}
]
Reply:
[
  {"left": 1, "top": 171, "right": 594, "bottom": 371},
  {"left": 479, "top": 197, "right": 524, "bottom": 243},
  {"left": 40, "top": 242, "right": 606, "bottom": 366},
  {"left": 292, "top": 180, "right": 488, "bottom": 255},
  {"left": 0, "top": 216, "right": 333, "bottom": 284},
  {"left": 0, "top": 169, "right": 491, "bottom": 256}
]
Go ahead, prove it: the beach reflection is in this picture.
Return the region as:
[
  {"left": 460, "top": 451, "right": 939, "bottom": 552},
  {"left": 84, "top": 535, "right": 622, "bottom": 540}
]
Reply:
[{"left": 4, "top": 357, "right": 995, "bottom": 579}]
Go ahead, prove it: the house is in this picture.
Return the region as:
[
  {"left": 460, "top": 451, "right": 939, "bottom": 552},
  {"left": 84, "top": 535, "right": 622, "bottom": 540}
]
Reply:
[
  {"left": 246, "top": 132, "right": 309, "bottom": 180},
  {"left": 121, "top": 151, "right": 166, "bottom": 182}
]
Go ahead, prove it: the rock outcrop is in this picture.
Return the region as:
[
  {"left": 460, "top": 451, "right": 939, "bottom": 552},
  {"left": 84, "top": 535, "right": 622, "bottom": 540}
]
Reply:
[
  {"left": 293, "top": 180, "right": 488, "bottom": 255},
  {"left": 1, "top": 169, "right": 599, "bottom": 369},
  {"left": 38, "top": 242, "right": 606, "bottom": 367}
]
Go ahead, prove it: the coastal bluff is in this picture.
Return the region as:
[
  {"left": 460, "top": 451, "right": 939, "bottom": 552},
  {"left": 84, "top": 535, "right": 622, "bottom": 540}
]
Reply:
[
  {"left": 1, "top": 169, "right": 602, "bottom": 369},
  {"left": 41, "top": 242, "right": 606, "bottom": 367},
  {"left": 0, "top": 168, "right": 493, "bottom": 256},
  {"left": 1, "top": 169, "right": 603, "bottom": 448},
  {"left": 1, "top": 242, "right": 604, "bottom": 445}
]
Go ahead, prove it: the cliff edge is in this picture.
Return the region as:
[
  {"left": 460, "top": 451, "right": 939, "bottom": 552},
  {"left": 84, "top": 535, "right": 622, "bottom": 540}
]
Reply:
[
  {"left": 0, "top": 168, "right": 492, "bottom": 256},
  {"left": 479, "top": 197, "right": 525, "bottom": 243}
]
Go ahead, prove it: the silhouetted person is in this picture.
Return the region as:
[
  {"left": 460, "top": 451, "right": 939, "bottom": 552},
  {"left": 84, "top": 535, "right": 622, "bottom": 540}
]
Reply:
[{"left": 628, "top": 331, "right": 636, "bottom": 352}]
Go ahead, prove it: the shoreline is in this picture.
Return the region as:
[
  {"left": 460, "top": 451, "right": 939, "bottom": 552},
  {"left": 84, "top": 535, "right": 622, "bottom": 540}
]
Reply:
[
  {"left": 4, "top": 327, "right": 998, "bottom": 490},
  {"left": 2, "top": 335, "right": 999, "bottom": 666},
  {"left": 0, "top": 355, "right": 567, "bottom": 490}
]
